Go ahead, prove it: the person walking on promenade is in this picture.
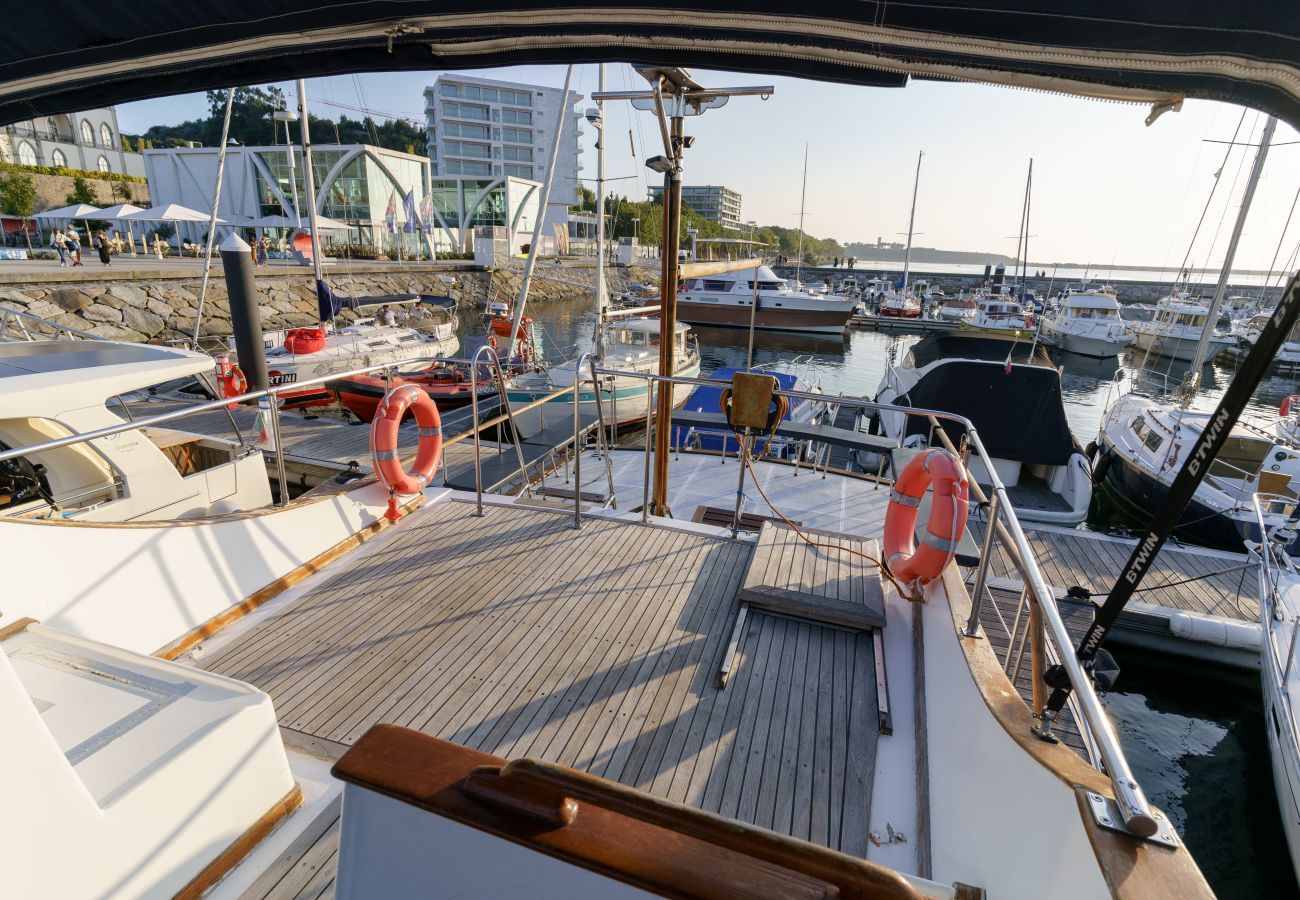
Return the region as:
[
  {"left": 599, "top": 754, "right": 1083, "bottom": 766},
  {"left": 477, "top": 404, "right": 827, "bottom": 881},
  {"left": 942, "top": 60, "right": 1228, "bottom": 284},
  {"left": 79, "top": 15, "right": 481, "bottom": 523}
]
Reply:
[
  {"left": 95, "top": 230, "right": 111, "bottom": 266},
  {"left": 65, "top": 225, "right": 83, "bottom": 265},
  {"left": 51, "top": 228, "right": 68, "bottom": 266}
]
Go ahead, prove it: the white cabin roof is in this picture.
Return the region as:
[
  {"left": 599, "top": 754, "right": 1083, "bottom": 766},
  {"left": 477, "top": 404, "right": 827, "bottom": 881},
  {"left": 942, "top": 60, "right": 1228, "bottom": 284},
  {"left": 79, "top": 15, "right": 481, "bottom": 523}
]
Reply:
[
  {"left": 696, "top": 265, "right": 784, "bottom": 284},
  {"left": 611, "top": 316, "right": 692, "bottom": 336},
  {"left": 1061, "top": 292, "right": 1121, "bottom": 310},
  {"left": 0, "top": 341, "right": 212, "bottom": 416}
]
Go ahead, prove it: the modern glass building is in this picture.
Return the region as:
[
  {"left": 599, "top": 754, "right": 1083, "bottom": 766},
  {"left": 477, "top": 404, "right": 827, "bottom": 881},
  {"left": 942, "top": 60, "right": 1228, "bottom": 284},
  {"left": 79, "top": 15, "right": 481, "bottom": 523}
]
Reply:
[{"left": 144, "top": 144, "right": 540, "bottom": 255}]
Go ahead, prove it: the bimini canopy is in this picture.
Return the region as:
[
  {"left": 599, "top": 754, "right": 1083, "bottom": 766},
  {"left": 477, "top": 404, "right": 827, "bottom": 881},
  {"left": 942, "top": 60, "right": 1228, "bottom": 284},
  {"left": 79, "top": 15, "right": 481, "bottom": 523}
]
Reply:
[
  {"left": 901, "top": 361, "right": 1077, "bottom": 465},
  {"left": 0, "top": 5, "right": 1298, "bottom": 128}
]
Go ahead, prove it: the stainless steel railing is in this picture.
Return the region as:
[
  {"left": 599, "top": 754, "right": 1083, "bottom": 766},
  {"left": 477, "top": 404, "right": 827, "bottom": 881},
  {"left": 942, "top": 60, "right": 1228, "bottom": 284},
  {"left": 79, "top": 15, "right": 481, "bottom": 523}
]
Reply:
[{"left": 565, "top": 365, "right": 1159, "bottom": 839}]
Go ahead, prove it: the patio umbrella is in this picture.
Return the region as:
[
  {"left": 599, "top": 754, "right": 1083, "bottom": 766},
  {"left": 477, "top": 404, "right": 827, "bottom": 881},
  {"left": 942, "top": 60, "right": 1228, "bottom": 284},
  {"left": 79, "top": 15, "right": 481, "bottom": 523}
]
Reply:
[
  {"left": 120, "top": 203, "right": 226, "bottom": 254},
  {"left": 95, "top": 203, "right": 146, "bottom": 255},
  {"left": 34, "top": 203, "right": 104, "bottom": 246}
]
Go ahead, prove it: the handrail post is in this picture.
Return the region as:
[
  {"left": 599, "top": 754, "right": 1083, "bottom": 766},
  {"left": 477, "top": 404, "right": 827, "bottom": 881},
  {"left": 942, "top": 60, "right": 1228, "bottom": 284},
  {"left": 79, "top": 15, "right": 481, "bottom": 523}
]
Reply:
[
  {"left": 589, "top": 358, "right": 617, "bottom": 510},
  {"left": 964, "top": 493, "right": 1000, "bottom": 637},
  {"left": 642, "top": 378, "right": 654, "bottom": 523},
  {"left": 573, "top": 353, "right": 590, "bottom": 528},
  {"left": 470, "top": 346, "right": 486, "bottom": 516},
  {"left": 267, "top": 396, "right": 289, "bottom": 506}
]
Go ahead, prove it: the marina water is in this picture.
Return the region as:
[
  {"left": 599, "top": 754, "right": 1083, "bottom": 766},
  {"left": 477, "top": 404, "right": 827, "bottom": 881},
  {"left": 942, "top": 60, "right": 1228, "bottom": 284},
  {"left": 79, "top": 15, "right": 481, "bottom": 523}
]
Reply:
[{"left": 478, "top": 293, "right": 1300, "bottom": 897}]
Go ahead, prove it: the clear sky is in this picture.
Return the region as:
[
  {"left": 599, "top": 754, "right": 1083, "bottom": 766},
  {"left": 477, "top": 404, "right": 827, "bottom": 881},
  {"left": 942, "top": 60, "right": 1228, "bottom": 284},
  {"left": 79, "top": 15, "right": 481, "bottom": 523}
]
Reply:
[{"left": 116, "top": 63, "right": 1300, "bottom": 274}]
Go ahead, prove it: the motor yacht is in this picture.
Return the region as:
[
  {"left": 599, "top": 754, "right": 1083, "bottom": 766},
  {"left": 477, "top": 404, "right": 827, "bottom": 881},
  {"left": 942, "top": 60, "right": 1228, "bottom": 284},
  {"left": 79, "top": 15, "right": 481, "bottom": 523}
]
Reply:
[
  {"left": 1039, "top": 286, "right": 1133, "bottom": 357},
  {"left": 964, "top": 291, "right": 1035, "bottom": 334},
  {"left": 676, "top": 265, "right": 856, "bottom": 334},
  {"left": 935, "top": 293, "right": 978, "bottom": 322},
  {"left": 875, "top": 332, "right": 1093, "bottom": 525},
  {"left": 1131, "top": 292, "right": 1234, "bottom": 362}
]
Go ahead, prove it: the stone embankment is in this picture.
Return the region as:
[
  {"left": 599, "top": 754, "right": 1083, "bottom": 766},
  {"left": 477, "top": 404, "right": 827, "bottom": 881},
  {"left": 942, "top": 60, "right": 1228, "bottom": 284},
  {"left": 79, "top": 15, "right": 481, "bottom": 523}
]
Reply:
[{"left": 0, "top": 263, "right": 652, "bottom": 346}]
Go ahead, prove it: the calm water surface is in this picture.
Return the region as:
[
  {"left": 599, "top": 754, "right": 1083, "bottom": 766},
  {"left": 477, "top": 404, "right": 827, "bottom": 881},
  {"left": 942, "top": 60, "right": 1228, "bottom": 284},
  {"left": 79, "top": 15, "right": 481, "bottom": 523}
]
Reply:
[{"left": 502, "top": 293, "right": 1300, "bottom": 896}]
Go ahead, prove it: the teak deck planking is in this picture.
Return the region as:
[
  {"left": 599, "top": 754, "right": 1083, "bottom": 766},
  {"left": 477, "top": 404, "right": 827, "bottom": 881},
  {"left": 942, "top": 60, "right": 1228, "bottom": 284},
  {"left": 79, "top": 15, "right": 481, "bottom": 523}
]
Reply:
[{"left": 200, "top": 499, "right": 884, "bottom": 866}]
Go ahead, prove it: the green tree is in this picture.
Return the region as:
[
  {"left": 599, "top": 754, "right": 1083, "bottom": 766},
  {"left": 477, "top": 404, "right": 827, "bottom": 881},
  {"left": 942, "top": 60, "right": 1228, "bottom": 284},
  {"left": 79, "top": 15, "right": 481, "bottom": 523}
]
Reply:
[
  {"left": 0, "top": 166, "right": 37, "bottom": 251},
  {"left": 111, "top": 180, "right": 134, "bottom": 202},
  {"left": 66, "top": 176, "right": 97, "bottom": 206}
]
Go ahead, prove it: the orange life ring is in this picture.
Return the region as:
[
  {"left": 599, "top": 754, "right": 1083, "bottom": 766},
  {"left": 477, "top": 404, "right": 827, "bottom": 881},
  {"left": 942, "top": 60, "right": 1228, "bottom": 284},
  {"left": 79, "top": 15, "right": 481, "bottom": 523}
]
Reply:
[
  {"left": 488, "top": 333, "right": 498, "bottom": 350},
  {"left": 222, "top": 365, "right": 248, "bottom": 399},
  {"left": 370, "top": 384, "right": 443, "bottom": 520},
  {"left": 884, "top": 448, "right": 970, "bottom": 587},
  {"left": 1283, "top": 395, "right": 1300, "bottom": 417}
]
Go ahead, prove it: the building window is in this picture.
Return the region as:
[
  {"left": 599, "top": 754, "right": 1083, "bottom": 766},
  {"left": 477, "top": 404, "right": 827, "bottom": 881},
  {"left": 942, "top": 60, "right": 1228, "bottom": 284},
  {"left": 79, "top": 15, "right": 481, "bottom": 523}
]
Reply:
[
  {"left": 97, "top": 155, "right": 111, "bottom": 173},
  {"left": 504, "top": 164, "right": 532, "bottom": 178},
  {"left": 51, "top": 148, "right": 66, "bottom": 167},
  {"left": 80, "top": 119, "right": 94, "bottom": 145},
  {"left": 442, "top": 101, "right": 489, "bottom": 122},
  {"left": 503, "top": 146, "right": 533, "bottom": 162},
  {"left": 502, "top": 109, "right": 532, "bottom": 126},
  {"left": 444, "top": 160, "right": 492, "bottom": 176},
  {"left": 443, "top": 121, "right": 490, "bottom": 140},
  {"left": 100, "top": 122, "right": 113, "bottom": 148},
  {"left": 445, "top": 140, "right": 491, "bottom": 160},
  {"left": 17, "top": 141, "right": 36, "bottom": 165},
  {"left": 502, "top": 127, "right": 532, "bottom": 144},
  {"left": 440, "top": 83, "right": 460, "bottom": 97}
]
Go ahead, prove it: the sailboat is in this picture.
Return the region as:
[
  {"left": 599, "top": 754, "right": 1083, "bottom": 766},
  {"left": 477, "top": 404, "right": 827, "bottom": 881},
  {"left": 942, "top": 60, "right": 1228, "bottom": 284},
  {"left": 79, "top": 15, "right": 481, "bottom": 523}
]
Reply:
[
  {"left": 505, "top": 63, "right": 702, "bottom": 424},
  {"left": 1096, "top": 117, "right": 1300, "bottom": 554},
  {"left": 879, "top": 151, "right": 925, "bottom": 319}
]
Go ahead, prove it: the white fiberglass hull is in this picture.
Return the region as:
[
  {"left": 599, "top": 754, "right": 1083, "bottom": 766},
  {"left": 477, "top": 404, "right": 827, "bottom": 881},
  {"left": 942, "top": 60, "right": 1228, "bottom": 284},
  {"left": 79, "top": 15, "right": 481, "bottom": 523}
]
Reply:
[{"left": 1132, "top": 328, "right": 1232, "bottom": 362}]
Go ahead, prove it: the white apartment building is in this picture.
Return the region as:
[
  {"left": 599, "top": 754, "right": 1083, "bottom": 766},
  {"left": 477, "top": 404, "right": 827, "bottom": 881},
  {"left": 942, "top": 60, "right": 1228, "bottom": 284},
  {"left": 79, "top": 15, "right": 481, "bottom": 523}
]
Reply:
[
  {"left": 425, "top": 74, "right": 582, "bottom": 233},
  {"left": 648, "top": 184, "right": 743, "bottom": 230}
]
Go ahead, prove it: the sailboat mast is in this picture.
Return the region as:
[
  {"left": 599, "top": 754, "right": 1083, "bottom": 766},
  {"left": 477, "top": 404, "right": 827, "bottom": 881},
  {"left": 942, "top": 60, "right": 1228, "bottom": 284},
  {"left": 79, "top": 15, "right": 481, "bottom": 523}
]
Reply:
[
  {"left": 1187, "top": 116, "right": 1278, "bottom": 383},
  {"left": 1013, "top": 159, "right": 1031, "bottom": 295},
  {"left": 1021, "top": 159, "right": 1033, "bottom": 294},
  {"left": 507, "top": 65, "right": 575, "bottom": 360},
  {"left": 794, "top": 144, "right": 808, "bottom": 284},
  {"left": 901, "top": 150, "right": 922, "bottom": 293},
  {"left": 296, "top": 79, "right": 324, "bottom": 288},
  {"left": 594, "top": 63, "right": 607, "bottom": 359}
]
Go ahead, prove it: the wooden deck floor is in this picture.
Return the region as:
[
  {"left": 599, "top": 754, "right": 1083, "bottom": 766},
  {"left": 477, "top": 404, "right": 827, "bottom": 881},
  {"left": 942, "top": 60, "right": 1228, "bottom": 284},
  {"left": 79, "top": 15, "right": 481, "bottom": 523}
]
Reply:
[
  {"left": 242, "top": 797, "right": 340, "bottom": 900},
  {"left": 201, "top": 499, "right": 882, "bottom": 860}
]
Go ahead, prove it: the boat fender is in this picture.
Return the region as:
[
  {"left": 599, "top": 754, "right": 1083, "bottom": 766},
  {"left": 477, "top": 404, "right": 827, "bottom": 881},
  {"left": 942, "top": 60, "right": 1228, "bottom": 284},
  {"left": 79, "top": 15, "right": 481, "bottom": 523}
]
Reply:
[
  {"left": 284, "top": 327, "right": 327, "bottom": 354},
  {"left": 1169, "top": 611, "right": 1262, "bottom": 650},
  {"left": 883, "top": 448, "right": 970, "bottom": 588},
  {"left": 370, "top": 384, "right": 443, "bottom": 521},
  {"left": 1085, "top": 439, "right": 1098, "bottom": 461},
  {"left": 1091, "top": 449, "right": 1114, "bottom": 485}
]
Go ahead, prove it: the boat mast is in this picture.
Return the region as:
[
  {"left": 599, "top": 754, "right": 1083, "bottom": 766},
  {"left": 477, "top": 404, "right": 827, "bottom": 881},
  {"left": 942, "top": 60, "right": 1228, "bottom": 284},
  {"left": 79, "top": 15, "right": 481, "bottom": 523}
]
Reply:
[
  {"left": 794, "top": 144, "right": 808, "bottom": 285},
  {"left": 296, "top": 79, "right": 325, "bottom": 294},
  {"left": 1186, "top": 116, "right": 1277, "bottom": 390},
  {"left": 507, "top": 65, "right": 575, "bottom": 361},
  {"left": 594, "top": 62, "right": 607, "bottom": 360},
  {"left": 1013, "top": 159, "right": 1032, "bottom": 296},
  {"left": 901, "top": 150, "right": 922, "bottom": 293}
]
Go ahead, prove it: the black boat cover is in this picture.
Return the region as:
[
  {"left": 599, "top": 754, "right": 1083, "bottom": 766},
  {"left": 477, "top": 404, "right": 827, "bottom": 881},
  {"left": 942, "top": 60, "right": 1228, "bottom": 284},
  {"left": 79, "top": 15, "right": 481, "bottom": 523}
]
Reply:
[
  {"left": 905, "top": 333, "right": 1051, "bottom": 369},
  {"left": 1, "top": 4, "right": 1298, "bottom": 128},
  {"left": 901, "top": 360, "right": 1077, "bottom": 465}
]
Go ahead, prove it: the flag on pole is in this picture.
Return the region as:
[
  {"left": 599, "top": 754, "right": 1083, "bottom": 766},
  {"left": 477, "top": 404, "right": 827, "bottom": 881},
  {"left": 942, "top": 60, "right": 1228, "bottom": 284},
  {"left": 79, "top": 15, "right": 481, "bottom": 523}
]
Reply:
[
  {"left": 384, "top": 191, "right": 398, "bottom": 234},
  {"left": 402, "top": 190, "right": 418, "bottom": 234},
  {"left": 420, "top": 195, "right": 433, "bottom": 234}
]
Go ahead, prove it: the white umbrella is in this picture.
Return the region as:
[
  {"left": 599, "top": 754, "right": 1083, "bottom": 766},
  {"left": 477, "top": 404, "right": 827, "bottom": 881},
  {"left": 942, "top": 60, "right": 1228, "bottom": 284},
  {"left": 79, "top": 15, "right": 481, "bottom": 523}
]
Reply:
[
  {"left": 34, "top": 203, "right": 104, "bottom": 251},
  {"left": 95, "top": 203, "right": 147, "bottom": 255},
  {"left": 121, "top": 203, "right": 225, "bottom": 256},
  {"left": 245, "top": 213, "right": 349, "bottom": 230}
]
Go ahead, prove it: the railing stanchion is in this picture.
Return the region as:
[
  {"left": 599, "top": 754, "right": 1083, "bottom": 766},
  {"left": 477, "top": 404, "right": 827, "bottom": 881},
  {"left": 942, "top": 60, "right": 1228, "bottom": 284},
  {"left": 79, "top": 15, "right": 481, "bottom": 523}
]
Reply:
[
  {"left": 590, "top": 361, "right": 617, "bottom": 510},
  {"left": 641, "top": 379, "right": 654, "bottom": 523},
  {"left": 964, "top": 493, "right": 1000, "bottom": 637},
  {"left": 470, "top": 349, "right": 485, "bottom": 516},
  {"left": 267, "top": 396, "right": 289, "bottom": 506},
  {"left": 573, "top": 354, "right": 588, "bottom": 528}
]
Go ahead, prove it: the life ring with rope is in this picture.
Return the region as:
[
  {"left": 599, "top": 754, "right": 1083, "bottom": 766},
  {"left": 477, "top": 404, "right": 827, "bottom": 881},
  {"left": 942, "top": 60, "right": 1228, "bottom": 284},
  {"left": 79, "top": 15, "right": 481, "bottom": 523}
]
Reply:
[
  {"left": 883, "top": 448, "right": 970, "bottom": 588},
  {"left": 370, "top": 384, "right": 443, "bottom": 521}
]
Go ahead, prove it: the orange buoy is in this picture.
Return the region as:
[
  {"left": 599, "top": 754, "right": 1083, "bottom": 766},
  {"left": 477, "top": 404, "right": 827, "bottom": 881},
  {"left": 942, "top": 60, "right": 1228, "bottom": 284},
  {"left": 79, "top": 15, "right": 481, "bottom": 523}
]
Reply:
[
  {"left": 884, "top": 448, "right": 970, "bottom": 587},
  {"left": 370, "top": 384, "right": 443, "bottom": 520}
]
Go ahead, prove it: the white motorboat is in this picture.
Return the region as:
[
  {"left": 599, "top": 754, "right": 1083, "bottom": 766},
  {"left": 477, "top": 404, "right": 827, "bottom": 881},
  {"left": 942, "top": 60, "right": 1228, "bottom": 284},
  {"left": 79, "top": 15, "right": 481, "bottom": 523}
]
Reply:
[
  {"left": 0, "top": 336, "right": 271, "bottom": 521},
  {"left": 964, "top": 291, "right": 1035, "bottom": 333},
  {"left": 676, "top": 265, "right": 856, "bottom": 334},
  {"left": 1131, "top": 292, "right": 1234, "bottom": 362},
  {"left": 875, "top": 332, "right": 1093, "bottom": 524},
  {"left": 232, "top": 296, "right": 460, "bottom": 408},
  {"left": 1039, "top": 286, "right": 1133, "bottom": 357},
  {"left": 935, "top": 293, "right": 978, "bottom": 322},
  {"left": 506, "top": 317, "right": 701, "bottom": 424}
]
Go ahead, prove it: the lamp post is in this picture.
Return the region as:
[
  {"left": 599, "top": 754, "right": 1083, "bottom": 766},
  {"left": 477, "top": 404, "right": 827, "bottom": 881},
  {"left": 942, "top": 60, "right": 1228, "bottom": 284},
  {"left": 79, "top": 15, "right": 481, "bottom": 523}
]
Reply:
[
  {"left": 593, "top": 68, "right": 774, "bottom": 517},
  {"left": 272, "top": 109, "right": 301, "bottom": 229}
]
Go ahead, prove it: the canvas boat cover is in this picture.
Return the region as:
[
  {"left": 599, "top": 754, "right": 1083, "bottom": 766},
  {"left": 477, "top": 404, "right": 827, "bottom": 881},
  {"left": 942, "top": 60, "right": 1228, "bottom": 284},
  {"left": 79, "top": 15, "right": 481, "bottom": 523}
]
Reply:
[
  {"left": 0, "top": 5, "right": 1297, "bottom": 128},
  {"left": 900, "top": 360, "right": 1078, "bottom": 465}
]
